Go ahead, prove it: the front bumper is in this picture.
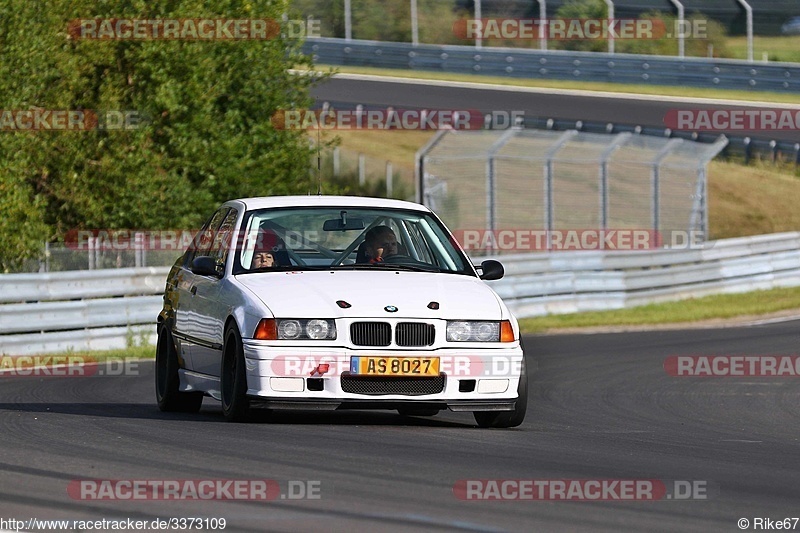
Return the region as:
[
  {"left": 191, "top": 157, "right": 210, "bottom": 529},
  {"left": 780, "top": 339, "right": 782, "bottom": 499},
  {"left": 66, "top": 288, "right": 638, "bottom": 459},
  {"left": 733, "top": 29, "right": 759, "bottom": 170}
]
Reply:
[{"left": 242, "top": 342, "right": 524, "bottom": 411}]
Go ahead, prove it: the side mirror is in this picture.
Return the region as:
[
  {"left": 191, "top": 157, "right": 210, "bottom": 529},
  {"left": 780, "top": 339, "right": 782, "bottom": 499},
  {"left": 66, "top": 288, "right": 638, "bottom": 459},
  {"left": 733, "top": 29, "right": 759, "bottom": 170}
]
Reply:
[
  {"left": 478, "top": 259, "right": 504, "bottom": 281},
  {"left": 191, "top": 256, "right": 221, "bottom": 278}
]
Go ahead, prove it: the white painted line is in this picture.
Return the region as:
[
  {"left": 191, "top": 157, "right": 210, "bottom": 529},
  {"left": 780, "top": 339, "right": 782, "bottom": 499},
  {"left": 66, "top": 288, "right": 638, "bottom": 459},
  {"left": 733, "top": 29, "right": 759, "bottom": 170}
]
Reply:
[{"left": 316, "top": 71, "right": 800, "bottom": 109}]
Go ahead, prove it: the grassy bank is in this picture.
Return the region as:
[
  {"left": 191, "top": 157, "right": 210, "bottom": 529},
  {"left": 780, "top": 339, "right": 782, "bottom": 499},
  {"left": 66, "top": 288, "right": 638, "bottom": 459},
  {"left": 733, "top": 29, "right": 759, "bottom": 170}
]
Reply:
[
  {"left": 726, "top": 35, "right": 800, "bottom": 64},
  {"left": 519, "top": 286, "right": 800, "bottom": 333}
]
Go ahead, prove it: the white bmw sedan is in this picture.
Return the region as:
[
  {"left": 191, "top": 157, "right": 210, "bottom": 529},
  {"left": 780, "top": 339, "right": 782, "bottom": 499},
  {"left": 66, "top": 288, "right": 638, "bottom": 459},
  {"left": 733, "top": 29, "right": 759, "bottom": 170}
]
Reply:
[{"left": 156, "top": 196, "right": 527, "bottom": 427}]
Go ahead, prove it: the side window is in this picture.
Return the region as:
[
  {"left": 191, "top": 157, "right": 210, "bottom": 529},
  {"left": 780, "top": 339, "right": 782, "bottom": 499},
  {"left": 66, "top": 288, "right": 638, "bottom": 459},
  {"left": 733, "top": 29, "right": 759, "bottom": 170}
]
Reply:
[
  {"left": 187, "top": 208, "right": 229, "bottom": 265},
  {"left": 210, "top": 208, "right": 239, "bottom": 268}
]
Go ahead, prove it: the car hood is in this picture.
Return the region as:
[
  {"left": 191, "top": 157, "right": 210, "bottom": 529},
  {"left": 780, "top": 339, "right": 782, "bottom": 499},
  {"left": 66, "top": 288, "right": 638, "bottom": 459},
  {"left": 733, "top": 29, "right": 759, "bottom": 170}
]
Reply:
[{"left": 235, "top": 270, "right": 504, "bottom": 320}]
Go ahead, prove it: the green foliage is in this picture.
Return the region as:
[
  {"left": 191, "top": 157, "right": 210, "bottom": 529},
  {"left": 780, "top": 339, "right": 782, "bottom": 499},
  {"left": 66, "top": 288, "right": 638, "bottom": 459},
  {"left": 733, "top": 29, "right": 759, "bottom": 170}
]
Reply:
[
  {"left": 0, "top": 0, "right": 322, "bottom": 267},
  {"left": 616, "top": 11, "right": 729, "bottom": 58},
  {"left": 552, "top": 0, "right": 609, "bottom": 52},
  {"left": 550, "top": 2, "right": 729, "bottom": 57}
]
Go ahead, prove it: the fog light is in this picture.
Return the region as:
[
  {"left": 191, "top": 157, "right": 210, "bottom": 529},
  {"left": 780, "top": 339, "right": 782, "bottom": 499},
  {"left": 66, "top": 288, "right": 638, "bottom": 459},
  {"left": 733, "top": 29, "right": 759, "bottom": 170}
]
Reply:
[
  {"left": 270, "top": 377, "right": 304, "bottom": 392},
  {"left": 477, "top": 379, "right": 509, "bottom": 393}
]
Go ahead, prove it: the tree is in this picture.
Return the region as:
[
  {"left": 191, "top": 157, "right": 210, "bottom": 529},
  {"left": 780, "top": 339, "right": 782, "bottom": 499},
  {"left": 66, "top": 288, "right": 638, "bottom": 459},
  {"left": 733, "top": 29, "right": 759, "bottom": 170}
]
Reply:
[{"left": 0, "top": 0, "right": 322, "bottom": 269}]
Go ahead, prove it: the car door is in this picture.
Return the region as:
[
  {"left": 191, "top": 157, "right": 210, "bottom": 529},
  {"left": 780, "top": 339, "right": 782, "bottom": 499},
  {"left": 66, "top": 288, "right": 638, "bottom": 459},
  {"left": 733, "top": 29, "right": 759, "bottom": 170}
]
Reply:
[
  {"left": 189, "top": 208, "right": 239, "bottom": 377},
  {"left": 173, "top": 207, "right": 229, "bottom": 371}
]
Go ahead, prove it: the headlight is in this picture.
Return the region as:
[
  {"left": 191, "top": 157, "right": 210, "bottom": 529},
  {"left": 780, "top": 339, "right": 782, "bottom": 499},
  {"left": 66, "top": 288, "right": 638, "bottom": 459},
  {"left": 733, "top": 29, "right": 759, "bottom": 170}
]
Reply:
[
  {"left": 278, "top": 319, "right": 336, "bottom": 340},
  {"left": 446, "top": 321, "right": 514, "bottom": 342},
  {"left": 255, "top": 319, "right": 337, "bottom": 340},
  {"left": 305, "top": 319, "right": 331, "bottom": 340}
]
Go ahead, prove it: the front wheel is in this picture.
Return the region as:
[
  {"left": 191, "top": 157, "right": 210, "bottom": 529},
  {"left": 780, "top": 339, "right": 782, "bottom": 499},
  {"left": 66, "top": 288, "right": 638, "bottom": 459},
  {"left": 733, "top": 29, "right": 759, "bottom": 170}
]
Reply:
[
  {"left": 474, "top": 355, "right": 528, "bottom": 428},
  {"left": 155, "top": 322, "right": 203, "bottom": 413},
  {"left": 221, "top": 324, "right": 250, "bottom": 422}
]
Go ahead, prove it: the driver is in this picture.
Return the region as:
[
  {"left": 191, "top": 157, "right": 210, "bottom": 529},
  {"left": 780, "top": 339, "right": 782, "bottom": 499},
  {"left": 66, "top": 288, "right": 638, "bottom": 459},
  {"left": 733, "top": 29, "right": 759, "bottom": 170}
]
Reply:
[{"left": 363, "top": 225, "right": 398, "bottom": 264}]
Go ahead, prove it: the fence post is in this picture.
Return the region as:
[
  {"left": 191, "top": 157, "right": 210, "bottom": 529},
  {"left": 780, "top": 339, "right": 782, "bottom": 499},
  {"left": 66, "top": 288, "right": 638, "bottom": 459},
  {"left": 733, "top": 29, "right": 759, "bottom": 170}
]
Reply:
[
  {"left": 598, "top": 132, "right": 632, "bottom": 231},
  {"left": 486, "top": 128, "right": 519, "bottom": 254},
  {"left": 386, "top": 161, "right": 393, "bottom": 197},
  {"left": 344, "top": 0, "right": 352, "bottom": 41},
  {"left": 651, "top": 138, "right": 684, "bottom": 237},
  {"left": 410, "top": 0, "right": 419, "bottom": 46},
  {"left": 358, "top": 153, "right": 366, "bottom": 186},
  {"left": 536, "top": 0, "right": 547, "bottom": 51},
  {"left": 604, "top": 0, "right": 615, "bottom": 55},
  {"left": 474, "top": 0, "right": 482, "bottom": 49},
  {"left": 668, "top": 0, "right": 685, "bottom": 59},
  {"left": 543, "top": 131, "right": 578, "bottom": 249},
  {"left": 88, "top": 236, "right": 95, "bottom": 270},
  {"left": 414, "top": 129, "right": 449, "bottom": 204},
  {"left": 333, "top": 147, "right": 340, "bottom": 176}
]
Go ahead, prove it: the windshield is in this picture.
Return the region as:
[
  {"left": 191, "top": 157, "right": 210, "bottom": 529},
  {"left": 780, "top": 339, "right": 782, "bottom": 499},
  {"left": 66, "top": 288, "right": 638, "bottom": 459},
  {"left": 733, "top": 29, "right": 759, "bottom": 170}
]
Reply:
[{"left": 231, "top": 206, "right": 473, "bottom": 276}]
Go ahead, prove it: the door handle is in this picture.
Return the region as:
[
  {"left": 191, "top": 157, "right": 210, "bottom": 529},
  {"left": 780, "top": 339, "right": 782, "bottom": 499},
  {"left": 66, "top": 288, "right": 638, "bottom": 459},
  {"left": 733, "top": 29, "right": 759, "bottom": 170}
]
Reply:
[{"left": 190, "top": 286, "right": 197, "bottom": 295}]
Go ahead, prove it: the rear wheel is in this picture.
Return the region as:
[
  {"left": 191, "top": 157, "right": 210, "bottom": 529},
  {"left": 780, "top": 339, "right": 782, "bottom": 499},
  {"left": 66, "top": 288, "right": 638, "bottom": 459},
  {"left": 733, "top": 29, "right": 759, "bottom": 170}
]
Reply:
[
  {"left": 474, "top": 355, "right": 528, "bottom": 428},
  {"left": 221, "top": 324, "right": 250, "bottom": 422},
  {"left": 155, "top": 322, "right": 203, "bottom": 413}
]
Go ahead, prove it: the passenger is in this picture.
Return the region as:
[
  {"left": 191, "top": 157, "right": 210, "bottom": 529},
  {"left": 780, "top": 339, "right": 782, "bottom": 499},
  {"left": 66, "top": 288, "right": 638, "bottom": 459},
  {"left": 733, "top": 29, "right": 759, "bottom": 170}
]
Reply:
[
  {"left": 252, "top": 251, "right": 275, "bottom": 269},
  {"left": 363, "top": 225, "right": 399, "bottom": 264},
  {"left": 251, "top": 230, "right": 284, "bottom": 269}
]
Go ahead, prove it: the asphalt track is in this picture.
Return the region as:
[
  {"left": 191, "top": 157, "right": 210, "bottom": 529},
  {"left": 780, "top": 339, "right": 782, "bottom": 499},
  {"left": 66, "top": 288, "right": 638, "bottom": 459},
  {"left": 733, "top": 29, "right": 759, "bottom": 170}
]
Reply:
[
  {"left": 1, "top": 321, "right": 799, "bottom": 532},
  {"left": 310, "top": 76, "right": 800, "bottom": 143}
]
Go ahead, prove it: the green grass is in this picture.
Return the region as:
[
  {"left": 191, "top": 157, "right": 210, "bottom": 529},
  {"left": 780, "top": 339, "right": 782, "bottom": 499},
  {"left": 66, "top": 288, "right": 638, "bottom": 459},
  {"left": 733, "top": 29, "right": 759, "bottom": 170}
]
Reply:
[
  {"left": 519, "top": 286, "right": 800, "bottom": 333},
  {"left": 312, "top": 64, "right": 800, "bottom": 105},
  {"left": 726, "top": 35, "right": 800, "bottom": 64},
  {"left": 63, "top": 345, "right": 154, "bottom": 361}
]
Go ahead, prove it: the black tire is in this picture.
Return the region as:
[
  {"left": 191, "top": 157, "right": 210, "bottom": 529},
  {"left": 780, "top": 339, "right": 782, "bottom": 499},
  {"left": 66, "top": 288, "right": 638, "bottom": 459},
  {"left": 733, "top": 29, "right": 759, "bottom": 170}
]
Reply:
[
  {"left": 397, "top": 408, "right": 440, "bottom": 417},
  {"left": 474, "top": 355, "right": 528, "bottom": 428},
  {"left": 221, "top": 324, "right": 250, "bottom": 422},
  {"left": 155, "top": 322, "right": 203, "bottom": 413}
]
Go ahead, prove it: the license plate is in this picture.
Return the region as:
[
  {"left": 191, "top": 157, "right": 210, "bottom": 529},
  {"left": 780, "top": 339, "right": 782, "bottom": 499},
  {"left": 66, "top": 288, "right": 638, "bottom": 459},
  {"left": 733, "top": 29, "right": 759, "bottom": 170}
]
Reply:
[{"left": 350, "top": 356, "right": 440, "bottom": 376}]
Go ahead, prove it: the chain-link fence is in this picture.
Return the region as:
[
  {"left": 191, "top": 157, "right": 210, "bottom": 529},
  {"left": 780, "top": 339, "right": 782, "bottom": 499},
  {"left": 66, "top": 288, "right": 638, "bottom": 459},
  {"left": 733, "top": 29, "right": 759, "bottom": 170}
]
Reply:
[{"left": 417, "top": 128, "right": 728, "bottom": 255}]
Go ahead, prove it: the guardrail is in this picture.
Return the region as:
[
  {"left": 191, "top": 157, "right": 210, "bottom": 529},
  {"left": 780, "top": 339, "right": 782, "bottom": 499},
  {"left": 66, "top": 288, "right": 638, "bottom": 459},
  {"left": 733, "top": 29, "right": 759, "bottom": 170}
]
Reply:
[
  {"left": 304, "top": 37, "right": 800, "bottom": 93},
  {"left": 486, "top": 232, "right": 800, "bottom": 317},
  {"left": 0, "top": 267, "right": 169, "bottom": 356},
  {"left": 1, "top": 232, "right": 799, "bottom": 355}
]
